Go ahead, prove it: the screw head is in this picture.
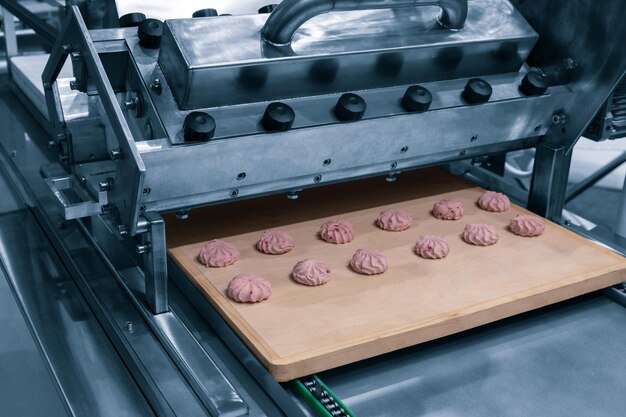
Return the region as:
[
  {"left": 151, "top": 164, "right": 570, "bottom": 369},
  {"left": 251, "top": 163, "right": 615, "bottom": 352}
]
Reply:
[
  {"left": 192, "top": 8, "right": 218, "bottom": 17},
  {"left": 520, "top": 70, "right": 548, "bottom": 96},
  {"left": 183, "top": 112, "right": 216, "bottom": 142},
  {"left": 334, "top": 93, "right": 366, "bottom": 121},
  {"left": 138, "top": 19, "right": 163, "bottom": 49},
  {"left": 462, "top": 78, "right": 492, "bottom": 104},
  {"left": 402, "top": 85, "right": 433, "bottom": 112},
  {"left": 119, "top": 12, "right": 146, "bottom": 27},
  {"left": 262, "top": 102, "right": 295, "bottom": 132},
  {"left": 110, "top": 148, "right": 122, "bottom": 160}
]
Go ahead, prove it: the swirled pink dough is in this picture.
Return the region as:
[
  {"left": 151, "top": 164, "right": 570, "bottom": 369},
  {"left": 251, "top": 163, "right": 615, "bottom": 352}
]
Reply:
[
  {"left": 463, "top": 223, "right": 499, "bottom": 246},
  {"left": 477, "top": 191, "right": 511, "bottom": 212},
  {"left": 197, "top": 239, "right": 240, "bottom": 268},
  {"left": 415, "top": 235, "right": 450, "bottom": 259},
  {"left": 377, "top": 209, "right": 413, "bottom": 232},
  {"left": 256, "top": 230, "right": 294, "bottom": 254},
  {"left": 320, "top": 220, "right": 354, "bottom": 244},
  {"left": 291, "top": 259, "right": 331, "bottom": 286},
  {"left": 432, "top": 200, "right": 464, "bottom": 220},
  {"left": 227, "top": 274, "right": 272, "bottom": 303},
  {"left": 350, "top": 249, "right": 388, "bottom": 275},
  {"left": 509, "top": 214, "right": 545, "bottom": 237}
]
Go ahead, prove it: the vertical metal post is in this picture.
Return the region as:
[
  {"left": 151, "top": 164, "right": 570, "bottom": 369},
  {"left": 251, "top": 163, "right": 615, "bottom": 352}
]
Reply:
[
  {"left": 139, "top": 212, "right": 168, "bottom": 314},
  {"left": 528, "top": 142, "right": 573, "bottom": 221},
  {"left": 2, "top": 7, "right": 18, "bottom": 71},
  {"left": 616, "top": 172, "right": 626, "bottom": 237}
]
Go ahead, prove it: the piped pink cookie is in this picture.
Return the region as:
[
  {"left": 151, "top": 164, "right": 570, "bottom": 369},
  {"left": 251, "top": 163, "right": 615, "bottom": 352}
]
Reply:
[
  {"left": 463, "top": 224, "right": 499, "bottom": 246},
  {"left": 477, "top": 191, "right": 511, "bottom": 212},
  {"left": 320, "top": 220, "right": 354, "bottom": 244},
  {"left": 509, "top": 214, "right": 545, "bottom": 237},
  {"left": 350, "top": 249, "right": 388, "bottom": 275},
  {"left": 415, "top": 235, "right": 450, "bottom": 259},
  {"left": 198, "top": 240, "right": 240, "bottom": 268},
  {"left": 377, "top": 209, "right": 413, "bottom": 232},
  {"left": 292, "top": 259, "right": 331, "bottom": 286},
  {"left": 256, "top": 230, "right": 294, "bottom": 254},
  {"left": 227, "top": 274, "right": 272, "bottom": 303},
  {"left": 432, "top": 200, "right": 464, "bottom": 220}
]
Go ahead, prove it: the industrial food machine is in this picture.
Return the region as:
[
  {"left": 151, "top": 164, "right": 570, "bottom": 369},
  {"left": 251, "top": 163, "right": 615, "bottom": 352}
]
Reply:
[{"left": 1, "top": 1, "right": 626, "bottom": 416}]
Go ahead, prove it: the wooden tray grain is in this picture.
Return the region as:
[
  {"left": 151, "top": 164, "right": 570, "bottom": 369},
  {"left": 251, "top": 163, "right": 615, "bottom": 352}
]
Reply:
[{"left": 167, "top": 169, "right": 626, "bottom": 381}]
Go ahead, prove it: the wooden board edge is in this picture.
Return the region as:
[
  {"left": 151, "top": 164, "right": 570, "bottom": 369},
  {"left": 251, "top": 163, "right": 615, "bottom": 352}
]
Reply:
[{"left": 267, "top": 267, "right": 626, "bottom": 381}]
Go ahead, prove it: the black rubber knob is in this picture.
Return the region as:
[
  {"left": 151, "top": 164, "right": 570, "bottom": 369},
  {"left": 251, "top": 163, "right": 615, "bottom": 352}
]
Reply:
[
  {"left": 138, "top": 19, "right": 163, "bottom": 49},
  {"left": 462, "top": 78, "right": 492, "bottom": 104},
  {"left": 334, "top": 93, "right": 366, "bottom": 121},
  {"left": 262, "top": 102, "right": 295, "bottom": 132},
  {"left": 402, "top": 85, "right": 432, "bottom": 113},
  {"left": 520, "top": 70, "right": 548, "bottom": 96},
  {"left": 258, "top": 4, "right": 278, "bottom": 13},
  {"left": 183, "top": 112, "right": 216, "bottom": 142},
  {"left": 192, "top": 8, "right": 218, "bottom": 18},
  {"left": 119, "top": 12, "right": 146, "bottom": 28}
]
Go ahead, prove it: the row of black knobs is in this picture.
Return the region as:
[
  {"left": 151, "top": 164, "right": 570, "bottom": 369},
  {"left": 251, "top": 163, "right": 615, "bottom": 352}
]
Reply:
[
  {"left": 121, "top": 5, "right": 279, "bottom": 49},
  {"left": 181, "top": 73, "right": 548, "bottom": 142}
]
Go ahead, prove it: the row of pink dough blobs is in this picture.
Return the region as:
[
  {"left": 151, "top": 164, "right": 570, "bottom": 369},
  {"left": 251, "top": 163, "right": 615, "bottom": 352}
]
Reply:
[{"left": 197, "top": 191, "right": 546, "bottom": 303}]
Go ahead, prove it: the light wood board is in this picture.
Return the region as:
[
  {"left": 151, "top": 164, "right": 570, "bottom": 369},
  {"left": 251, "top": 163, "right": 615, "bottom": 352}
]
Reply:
[{"left": 167, "top": 169, "right": 626, "bottom": 381}]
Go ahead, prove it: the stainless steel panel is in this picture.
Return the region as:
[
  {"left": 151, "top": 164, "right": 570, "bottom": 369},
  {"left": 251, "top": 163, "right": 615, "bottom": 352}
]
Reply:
[
  {"left": 0, "top": 210, "right": 155, "bottom": 417},
  {"left": 0, "top": 259, "right": 70, "bottom": 417},
  {"left": 114, "top": 0, "right": 276, "bottom": 20},
  {"left": 321, "top": 295, "right": 626, "bottom": 417},
  {"left": 157, "top": 0, "right": 536, "bottom": 108},
  {"left": 138, "top": 84, "right": 569, "bottom": 212},
  {"left": 515, "top": 0, "right": 626, "bottom": 152}
]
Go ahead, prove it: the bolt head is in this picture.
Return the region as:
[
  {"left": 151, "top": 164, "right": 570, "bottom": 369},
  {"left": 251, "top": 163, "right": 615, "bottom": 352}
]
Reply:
[{"left": 334, "top": 93, "right": 366, "bottom": 121}]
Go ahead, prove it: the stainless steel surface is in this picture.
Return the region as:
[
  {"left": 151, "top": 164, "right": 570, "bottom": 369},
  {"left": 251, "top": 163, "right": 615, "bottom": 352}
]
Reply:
[
  {"left": 527, "top": 142, "right": 573, "bottom": 220},
  {"left": 0, "top": 72, "right": 297, "bottom": 416},
  {"left": 114, "top": 0, "right": 277, "bottom": 20},
  {"left": 0, "top": 208, "right": 156, "bottom": 417},
  {"left": 158, "top": 0, "right": 535, "bottom": 108},
  {"left": 43, "top": 7, "right": 145, "bottom": 235},
  {"left": 321, "top": 294, "right": 626, "bottom": 417},
  {"left": 261, "top": 0, "right": 468, "bottom": 46},
  {"left": 514, "top": 1, "right": 626, "bottom": 153},
  {"left": 140, "top": 211, "right": 168, "bottom": 314}
]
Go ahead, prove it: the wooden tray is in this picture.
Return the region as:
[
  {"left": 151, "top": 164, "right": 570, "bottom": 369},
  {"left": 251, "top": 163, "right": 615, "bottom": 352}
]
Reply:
[{"left": 167, "top": 169, "right": 626, "bottom": 381}]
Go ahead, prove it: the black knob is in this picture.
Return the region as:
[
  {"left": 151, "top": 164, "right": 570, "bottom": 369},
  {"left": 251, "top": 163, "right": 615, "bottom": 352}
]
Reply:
[
  {"left": 119, "top": 12, "right": 146, "bottom": 27},
  {"left": 183, "top": 112, "right": 216, "bottom": 142},
  {"left": 402, "top": 85, "right": 432, "bottom": 113},
  {"left": 258, "top": 4, "right": 278, "bottom": 13},
  {"left": 334, "top": 93, "right": 366, "bottom": 121},
  {"left": 192, "top": 8, "right": 218, "bottom": 18},
  {"left": 138, "top": 19, "right": 163, "bottom": 49},
  {"left": 462, "top": 78, "right": 492, "bottom": 104},
  {"left": 520, "top": 70, "right": 548, "bottom": 96},
  {"left": 262, "top": 102, "right": 295, "bottom": 132}
]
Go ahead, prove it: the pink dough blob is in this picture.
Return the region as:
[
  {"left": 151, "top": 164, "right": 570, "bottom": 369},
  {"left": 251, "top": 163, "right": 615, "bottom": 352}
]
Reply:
[
  {"left": 509, "top": 214, "right": 546, "bottom": 237},
  {"left": 415, "top": 235, "right": 450, "bottom": 259},
  {"left": 292, "top": 259, "right": 332, "bottom": 286},
  {"left": 350, "top": 249, "right": 388, "bottom": 275},
  {"left": 197, "top": 239, "right": 240, "bottom": 268},
  {"left": 477, "top": 191, "right": 511, "bottom": 212},
  {"left": 377, "top": 209, "right": 413, "bottom": 232},
  {"left": 463, "top": 223, "right": 499, "bottom": 246},
  {"left": 256, "top": 230, "right": 295, "bottom": 254},
  {"left": 432, "top": 200, "right": 464, "bottom": 220},
  {"left": 320, "top": 220, "right": 355, "bottom": 244},
  {"left": 227, "top": 274, "right": 272, "bottom": 303}
]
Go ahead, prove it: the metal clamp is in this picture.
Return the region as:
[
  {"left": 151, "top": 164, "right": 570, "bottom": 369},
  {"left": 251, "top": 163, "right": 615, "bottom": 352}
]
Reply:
[
  {"left": 44, "top": 174, "right": 108, "bottom": 220},
  {"left": 261, "top": 0, "right": 469, "bottom": 45}
]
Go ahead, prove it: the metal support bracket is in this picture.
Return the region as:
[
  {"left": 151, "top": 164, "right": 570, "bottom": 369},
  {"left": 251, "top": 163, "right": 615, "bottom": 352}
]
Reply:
[
  {"left": 527, "top": 142, "right": 573, "bottom": 221},
  {"left": 138, "top": 212, "right": 168, "bottom": 314}
]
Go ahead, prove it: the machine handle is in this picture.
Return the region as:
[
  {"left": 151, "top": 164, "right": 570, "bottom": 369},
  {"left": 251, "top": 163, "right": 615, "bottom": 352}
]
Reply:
[{"left": 261, "top": 0, "right": 468, "bottom": 46}]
